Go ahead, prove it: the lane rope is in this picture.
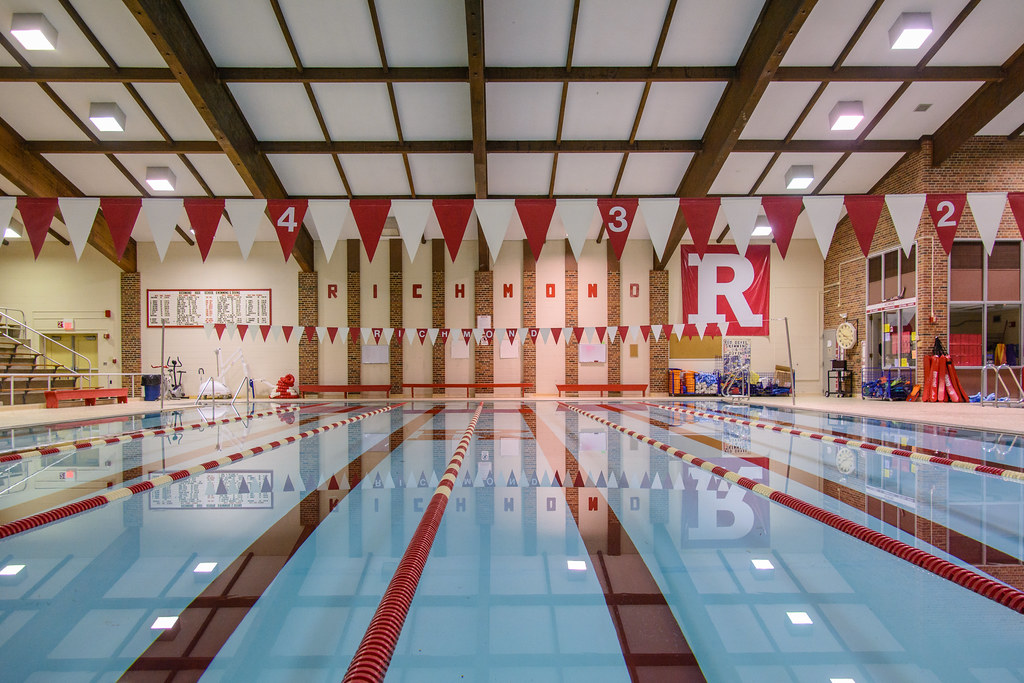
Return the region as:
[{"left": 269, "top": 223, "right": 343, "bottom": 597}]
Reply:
[
  {"left": 0, "top": 405, "right": 305, "bottom": 463},
  {"left": 648, "top": 402, "right": 1024, "bottom": 483},
  {"left": 0, "top": 404, "right": 401, "bottom": 540},
  {"left": 343, "top": 403, "right": 484, "bottom": 682},
  {"left": 567, "top": 403, "right": 1024, "bottom": 615}
]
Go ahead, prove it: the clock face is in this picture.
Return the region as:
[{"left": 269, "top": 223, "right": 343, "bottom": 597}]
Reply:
[
  {"left": 835, "top": 447, "right": 857, "bottom": 475},
  {"left": 837, "top": 322, "right": 857, "bottom": 350}
]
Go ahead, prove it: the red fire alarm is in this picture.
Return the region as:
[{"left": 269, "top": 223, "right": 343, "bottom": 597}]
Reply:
[
  {"left": 103, "top": 333, "right": 110, "bottom": 340},
  {"left": 104, "top": 310, "right": 111, "bottom": 318}
]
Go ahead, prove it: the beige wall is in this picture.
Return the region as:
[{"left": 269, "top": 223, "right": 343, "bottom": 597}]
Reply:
[
  {"left": 402, "top": 243, "right": 433, "bottom": 386},
  {"left": 492, "top": 242, "right": 523, "bottom": 384},
  {"left": 317, "top": 240, "right": 348, "bottom": 383}
]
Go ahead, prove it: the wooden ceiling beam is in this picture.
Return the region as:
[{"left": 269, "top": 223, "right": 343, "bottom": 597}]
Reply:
[{"left": 465, "top": 0, "right": 487, "bottom": 198}]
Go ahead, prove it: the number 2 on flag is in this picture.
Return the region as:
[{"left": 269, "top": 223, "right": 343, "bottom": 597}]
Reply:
[{"left": 277, "top": 205, "right": 298, "bottom": 232}]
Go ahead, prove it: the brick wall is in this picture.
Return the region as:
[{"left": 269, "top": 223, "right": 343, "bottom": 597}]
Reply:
[
  {"left": 120, "top": 272, "right": 140, "bottom": 396},
  {"left": 607, "top": 243, "right": 621, "bottom": 391},
  {"left": 565, "top": 243, "right": 578, "bottom": 385},
  {"left": 474, "top": 269, "right": 493, "bottom": 384},
  {"left": 389, "top": 241, "right": 403, "bottom": 394},
  {"left": 522, "top": 242, "right": 536, "bottom": 389},
  {"left": 298, "top": 271, "right": 318, "bottom": 386},
  {"left": 650, "top": 269, "right": 668, "bottom": 393},
  {"left": 347, "top": 240, "right": 361, "bottom": 384}
]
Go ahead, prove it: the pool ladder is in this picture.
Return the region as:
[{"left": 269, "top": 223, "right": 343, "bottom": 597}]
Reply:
[
  {"left": 720, "top": 364, "right": 751, "bottom": 402},
  {"left": 981, "top": 364, "right": 1024, "bottom": 407}
]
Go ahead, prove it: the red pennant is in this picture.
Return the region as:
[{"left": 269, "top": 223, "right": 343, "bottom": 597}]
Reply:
[
  {"left": 394, "top": 328, "right": 405, "bottom": 343},
  {"left": 573, "top": 327, "right": 584, "bottom": 342},
  {"left": 304, "top": 326, "right": 316, "bottom": 342},
  {"left": 515, "top": 199, "right": 556, "bottom": 261},
  {"left": 327, "top": 326, "right": 339, "bottom": 343},
  {"left": 595, "top": 326, "right": 606, "bottom": 342},
  {"left": 267, "top": 199, "right": 308, "bottom": 261},
  {"left": 506, "top": 328, "right": 517, "bottom": 344},
  {"left": 618, "top": 325, "right": 630, "bottom": 343},
  {"left": 483, "top": 328, "right": 494, "bottom": 342},
  {"left": 1009, "top": 193, "right": 1024, "bottom": 241},
  {"left": 663, "top": 324, "right": 674, "bottom": 341},
  {"left": 679, "top": 198, "right": 720, "bottom": 258},
  {"left": 462, "top": 328, "right": 473, "bottom": 343},
  {"left": 237, "top": 324, "right": 248, "bottom": 341},
  {"left": 183, "top": 198, "right": 224, "bottom": 261},
  {"left": 372, "top": 328, "right": 383, "bottom": 344},
  {"left": 100, "top": 197, "right": 142, "bottom": 261},
  {"left": 760, "top": 196, "right": 802, "bottom": 259},
  {"left": 844, "top": 195, "right": 884, "bottom": 257},
  {"left": 260, "top": 325, "right": 272, "bottom": 341},
  {"left": 597, "top": 198, "right": 638, "bottom": 260},
  {"left": 528, "top": 328, "right": 539, "bottom": 343},
  {"left": 350, "top": 199, "right": 391, "bottom": 262},
  {"left": 640, "top": 325, "right": 651, "bottom": 342},
  {"left": 925, "top": 193, "right": 967, "bottom": 256},
  {"left": 16, "top": 197, "right": 58, "bottom": 259},
  {"left": 282, "top": 326, "right": 293, "bottom": 342},
  {"left": 439, "top": 328, "right": 450, "bottom": 344},
  {"left": 214, "top": 323, "right": 226, "bottom": 339},
  {"left": 350, "top": 327, "right": 361, "bottom": 344},
  {"left": 417, "top": 328, "right": 428, "bottom": 344},
  {"left": 551, "top": 327, "right": 562, "bottom": 344},
  {"left": 433, "top": 199, "right": 474, "bottom": 262}
]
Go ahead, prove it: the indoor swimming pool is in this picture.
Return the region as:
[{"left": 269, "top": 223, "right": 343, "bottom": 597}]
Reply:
[{"left": 0, "top": 399, "right": 1022, "bottom": 682}]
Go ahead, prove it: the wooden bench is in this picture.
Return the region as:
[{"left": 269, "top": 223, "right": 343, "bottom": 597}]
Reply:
[
  {"left": 556, "top": 383, "right": 648, "bottom": 397},
  {"left": 403, "top": 382, "right": 534, "bottom": 398},
  {"left": 45, "top": 388, "right": 129, "bottom": 409},
  {"left": 299, "top": 384, "right": 391, "bottom": 398}
]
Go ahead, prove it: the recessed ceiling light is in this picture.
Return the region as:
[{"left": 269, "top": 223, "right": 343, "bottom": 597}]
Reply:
[
  {"left": 914, "top": 103, "right": 932, "bottom": 112},
  {"left": 193, "top": 562, "right": 217, "bottom": 574},
  {"left": 0, "top": 564, "right": 25, "bottom": 576},
  {"left": 889, "top": 12, "right": 932, "bottom": 50},
  {"left": 567, "top": 560, "right": 587, "bottom": 571},
  {"left": 10, "top": 13, "right": 58, "bottom": 51},
  {"left": 751, "top": 558, "right": 775, "bottom": 570},
  {"left": 146, "top": 166, "right": 176, "bottom": 192},
  {"left": 830, "top": 679, "right": 857, "bottom": 683},
  {"left": 752, "top": 216, "right": 772, "bottom": 237},
  {"left": 785, "top": 164, "right": 814, "bottom": 190},
  {"left": 829, "top": 101, "right": 864, "bottom": 131},
  {"left": 89, "top": 102, "right": 126, "bottom": 132},
  {"left": 151, "top": 616, "right": 178, "bottom": 630},
  {"left": 787, "top": 611, "right": 813, "bottom": 625}
]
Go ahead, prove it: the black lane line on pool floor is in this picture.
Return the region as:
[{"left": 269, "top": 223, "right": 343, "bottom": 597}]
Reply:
[
  {"left": 124, "top": 404, "right": 446, "bottom": 678},
  {"left": 524, "top": 405, "right": 707, "bottom": 683}
]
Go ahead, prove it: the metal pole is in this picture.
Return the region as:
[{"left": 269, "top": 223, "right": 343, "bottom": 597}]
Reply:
[
  {"left": 784, "top": 316, "right": 796, "bottom": 406},
  {"left": 160, "top": 320, "right": 166, "bottom": 412}
]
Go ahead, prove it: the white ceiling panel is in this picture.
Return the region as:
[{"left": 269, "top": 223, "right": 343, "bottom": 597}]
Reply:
[
  {"left": 792, "top": 81, "right": 902, "bottom": 140},
  {"left": 867, "top": 81, "right": 983, "bottom": 140},
  {"left": 781, "top": 0, "right": 876, "bottom": 66},
  {"left": 279, "top": 0, "right": 381, "bottom": 67},
  {"left": 393, "top": 83, "right": 472, "bottom": 140},
  {"left": 114, "top": 153, "right": 210, "bottom": 196},
  {"left": 70, "top": 0, "right": 166, "bottom": 67},
  {"left": 0, "top": 173, "right": 23, "bottom": 195},
  {"left": 487, "top": 154, "right": 553, "bottom": 195},
  {"left": 0, "top": 83, "right": 89, "bottom": 141},
  {"left": 843, "top": 2, "right": 969, "bottom": 67},
  {"left": 376, "top": 0, "right": 467, "bottom": 67},
  {"left": 180, "top": 0, "right": 293, "bottom": 67},
  {"left": 561, "top": 82, "right": 645, "bottom": 140},
  {"left": 268, "top": 155, "right": 346, "bottom": 196},
  {"left": 0, "top": 0, "right": 105, "bottom": 66},
  {"left": 616, "top": 153, "right": 693, "bottom": 195},
  {"left": 0, "top": 42, "right": 16, "bottom": 66},
  {"left": 486, "top": 82, "right": 562, "bottom": 140},
  {"left": 311, "top": 83, "right": 398, "bottom": 141},
  {"left": 339, "top": 154, "right": 411, "bottom": 196},
  {"left": 552, "top": 153, "right": 621, "bottom": 195},
  {"left": 740, "top": 82, "right": 822, "bottom": 139},
  {"left": 484, "top": 0, "right": 573, "bottom": 66},
  {"left": 408, "top": 154, "right": 475, "bottom": 195},
  {"left": 820, "top": 153, "right": 905, "bottom": 195},
  {"left": 227, "top": 83, "right": 324, "bottom": 141},
  {"left": 979, "top": 91, "right": 1024, "bottom": 136},
  {"left": 635, "top": 82, "right": 727, "bottom": 140},
  {"left": 42, "top": 154, "right": 141, "bottom": 196},
  {"left": 572, "top": 0, "right": 670, "bottom": 66},
  {"left": 659, "top": 1, "right": 763, "bottom": 66},
  {"left": 708, "top": 153, "right": 773, "bottom": 195},
  {"left": 752, "top": 152, "right": 844, "bottom": 195},
  {"left": 184, "top": 154, "right": 253, "bottom": 197},
  {"left": 47, "top": 82, "right": 165, "bottom": 141},
  {"left": 132, "top": 83, "right": 216, "bottom": 141},
  {"left": 931, "top": 0, "right": 1024, "bottom": 67}
]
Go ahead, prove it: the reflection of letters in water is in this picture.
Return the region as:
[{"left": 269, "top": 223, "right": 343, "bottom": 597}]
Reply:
[{"left": 685, "top": 464, "right": 768, "bottom": 544}]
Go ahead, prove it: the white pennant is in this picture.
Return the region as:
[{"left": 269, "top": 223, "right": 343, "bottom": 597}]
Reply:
[
  {"left": 884, "top": 194, "right": 925, "bottom": 257},
  {"left": 518, "top": 328, "right": 527, "bottom": 344},
  {"left": 638, "top": 198, "right": 679, "bottom": 261},
  {"left": 362, "top": 328, "right": 373, "bottom": 344},
  {"left": 474, "top": 199, "right": 515, "bottom": 263},
  {"left": 203, "top": 323, "right": 214, "bottom": 339},
  {"left": 968, "top": 192, "right": 1008, "bottom": 256},
  {"left": 696, "top": 323, "right": 707, "bottom": 340},
  {"left": 556, "top": 198, "right": 598, "bottom": 262},
  {"left": 428, "top": 328, "right": 440, "bottom": 344},
  {"left": 651, "top": 324, "right": 663, "bottom": 341},
  {"left": 392, "top": 199, "right": 432, "bottom": 262},
  {"left": 225, "top": 199, "right": 267, "bottom": 261},
  {"left": 539, "top": 327, "right": 550, "bottom": 343},
  {"left": 629, "top": 325, "right": 640, "bottom": 342},
  {"left": 316, "top": 326, "right": 327, "bottom": 343},
  {"left": 270, "top": 325, "right": 282, "bottom": 342},
  {"left": 473, "top": 328, "right": 485, "bottom": 343},
  {"left": 143, "top": 198, "right": 184, "bottom": 262},
  {"left": 583, "top": 326, "right": 595, "bottom": 343},
  {"left": 562, "top": 327, "right": 572, "bottom": 343},
  {"left": 720, "top": 197, "right": 761, "bottom": 256},
  {"left": 405, "top": 328, "right": 415, "bottom": 345},
  {"left": 803, "top": 196, "right": 845, "bottom": 259},
  {"left": 0, "top": 198, "right": 14, "bottom": 250},
  {"left": 383, "top": 327, "right": 394, "bottom": 344},
  {"left": 58, "top": 197, "right": 99, "bottom": 260},
  {"left": 223, "top": 324, "right": 235, "bottom": 340},
  {"left": 308, "top": 199, "right": 349, "bottom": 262}
]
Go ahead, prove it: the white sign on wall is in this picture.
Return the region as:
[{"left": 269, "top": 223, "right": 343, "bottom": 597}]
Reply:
[{"left": 147, "top": 289, "right": 271, "bottom": 328}]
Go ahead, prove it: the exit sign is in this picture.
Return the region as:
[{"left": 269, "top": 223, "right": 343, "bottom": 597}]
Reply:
[{"left": 57, "top": 319, "right": 74, "bottom": 330}]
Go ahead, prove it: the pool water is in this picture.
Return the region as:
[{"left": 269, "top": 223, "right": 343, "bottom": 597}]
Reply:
[{"left": 0, "top": 399, "right": 1022, "bottom": 682}]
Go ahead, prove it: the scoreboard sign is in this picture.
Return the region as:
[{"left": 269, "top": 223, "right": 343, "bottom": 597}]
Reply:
[{"left": 147, "top": 289, "right": 271, "bottom": 328}]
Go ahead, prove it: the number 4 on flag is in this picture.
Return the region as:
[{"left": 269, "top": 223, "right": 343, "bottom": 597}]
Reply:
[{"left": 267, "top": 200, "right": 308, "bottom": 261}]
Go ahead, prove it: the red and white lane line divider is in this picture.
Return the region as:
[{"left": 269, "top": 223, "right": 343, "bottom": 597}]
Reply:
[
  {"left": 0, "top": 405, "right": 308, "bottom": 464},
  {"left": 0, "top": 404, "right": 400, "bottom": 540},
  {"left": 344, "top": 403, "right": 484, "bottom": 682},
  {"left": 648, "top": 402, "right": 1024, "bottom": 484},
  {"left": 568, "top": 403, "right": 1024, "bottom": 614}
]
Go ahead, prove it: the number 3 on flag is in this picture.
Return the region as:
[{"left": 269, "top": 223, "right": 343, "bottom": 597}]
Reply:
[{"left": 267, "top": 199, "right": 308, "bottom": 261}]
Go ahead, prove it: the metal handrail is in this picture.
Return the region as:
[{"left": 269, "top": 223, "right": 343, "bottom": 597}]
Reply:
[
  {"left": 0, "top": 307, "right": 27, "bottom": 335},
  {"left": 0, "top": 371, "right": 144, "bottom": 405},
  {"left": 982, "top": 364, "right": 1024, "bottom": 407},
  {"left": 0, "top": 310, "right": 93, "bottom": 379}
]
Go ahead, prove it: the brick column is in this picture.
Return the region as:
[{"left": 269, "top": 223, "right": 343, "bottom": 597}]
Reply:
[
  {"left": 298, "top": 271, "right": 318, "bottom": 386},
  {"left": 522, "top": 241, "right": 536, "bottom": 390},
  {"left": 346, "top": 240, "right": 361, "bottom": 384},
  {"left": 120, "top": 272, "right": 141, "bottom": 396},
  {"left": 650, "top": 269, "right": 669, "bottom": 394},
  {"left": 389, "top": 241, "right": 403, "bottom": 394},
  {"left": 432, "top": 241, "right": 445, "bottom": 385},
  {"left": 474, "top": 270, "right": 493, "bottom": 384},
  {"left": 607, "top": 242, "right": 621, "bottom": 393},
  {"left": 565, "top": 241, "right": 578, "bottom": 384}
]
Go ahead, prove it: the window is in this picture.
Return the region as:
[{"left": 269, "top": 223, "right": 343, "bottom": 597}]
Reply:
[
  {"left": 867, "top": 246, "right": 915, "bottom": 305},
  {"left": 948, "top": 240, "right": 1022, "bottom": 369}
]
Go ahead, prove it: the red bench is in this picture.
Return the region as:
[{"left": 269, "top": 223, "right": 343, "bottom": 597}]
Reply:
[
  {"left": 45, "top": 388, "right": 129, "bottom": 409},
  {"left": 556, "top": 383, "right": 648, "bottom": 397},
  {"left": 403, "top": 383, "right": 534, "bottom": 398},
  {"left": 299, "top": 384, "right": 391, "bottom": 398}
]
